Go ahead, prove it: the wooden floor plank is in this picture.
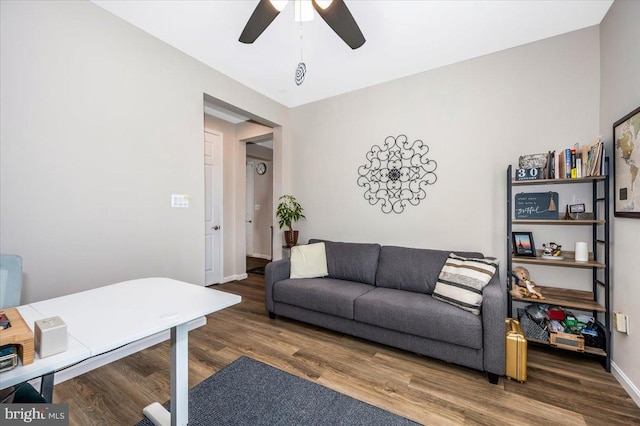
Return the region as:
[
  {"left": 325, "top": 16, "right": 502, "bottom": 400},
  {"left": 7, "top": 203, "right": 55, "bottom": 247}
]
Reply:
[{"left": 50, "top": 273, "right": 640, "bottom": 425}]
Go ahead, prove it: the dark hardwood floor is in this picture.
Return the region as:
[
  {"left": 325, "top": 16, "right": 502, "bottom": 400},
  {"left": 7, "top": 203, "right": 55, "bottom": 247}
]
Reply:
[
  {"left": 246, "top": 255, "right": 269, "bottom": 271},
  {"left": 53, "top": 274, "right": 640, "bottom": 425}
]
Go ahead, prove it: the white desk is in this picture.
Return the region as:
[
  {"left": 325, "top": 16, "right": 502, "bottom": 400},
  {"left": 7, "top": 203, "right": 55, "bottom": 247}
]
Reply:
[
  {"left": 0, "top": 278, "right": 241, "bottom": 426},
  {"left": 0, "top": 305, "right": 91, "bottom": 390}
]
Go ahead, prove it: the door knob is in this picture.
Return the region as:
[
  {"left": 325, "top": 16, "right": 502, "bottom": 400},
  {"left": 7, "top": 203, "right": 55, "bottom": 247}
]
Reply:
[
  {"left": 246, "top": 220, "right": 252, "bottom": 223},
  {"left": 212, "top": 226, "right": 220, "bottom": 230}
]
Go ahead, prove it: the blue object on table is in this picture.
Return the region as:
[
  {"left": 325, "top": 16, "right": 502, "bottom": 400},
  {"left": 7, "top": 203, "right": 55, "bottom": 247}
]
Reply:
[{"left": 0, "top": 255, "right": 22, "bottom": 309}]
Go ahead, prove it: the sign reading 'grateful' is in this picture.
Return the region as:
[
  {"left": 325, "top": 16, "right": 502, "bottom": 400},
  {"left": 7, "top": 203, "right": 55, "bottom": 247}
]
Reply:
[{"left": 515, "top": 192, "right": 559, "bottom": 220}]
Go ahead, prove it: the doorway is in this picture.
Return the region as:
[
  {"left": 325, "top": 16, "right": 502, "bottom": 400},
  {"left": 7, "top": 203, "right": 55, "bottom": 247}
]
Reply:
[
  {"left": 204, "top": 93, "right": 282, "bottom": 280},
  {"left": 246, "top": 140, "right": 274, "bottom": 274}
]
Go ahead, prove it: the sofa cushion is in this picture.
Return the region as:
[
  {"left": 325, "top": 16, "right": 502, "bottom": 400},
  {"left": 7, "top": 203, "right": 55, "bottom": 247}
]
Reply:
[
  {"left": 375, "top": 246, "right": 483, "bottom": 294},
  {"left": 432, "top": 254, "right": 499, "bottom": 315},
  {"left": 309, "top": 239, "right": 380, "bottom": 285},
  {"left": 272, "top": 278, "right": 375, "bottom": 320},
  {"left": 354, "top": 287, "right": 483, "bottom": 349},
  {"left": 290, "top": 242, "right": 328, "bottom": 279}
]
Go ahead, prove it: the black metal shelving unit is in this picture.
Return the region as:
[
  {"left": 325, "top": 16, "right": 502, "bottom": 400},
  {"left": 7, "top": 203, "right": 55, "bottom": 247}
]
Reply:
[{"left": 506, "top": 159, "right": 611, "bottom": 372}]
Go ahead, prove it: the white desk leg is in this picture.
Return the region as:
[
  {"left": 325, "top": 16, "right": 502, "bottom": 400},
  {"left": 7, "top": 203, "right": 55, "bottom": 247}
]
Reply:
[
  {"left": 171, "top": 322, "right": 189, "bottom": 426},
  {"left": 143, "top": 322, "right": 189, "bottom": 426}
]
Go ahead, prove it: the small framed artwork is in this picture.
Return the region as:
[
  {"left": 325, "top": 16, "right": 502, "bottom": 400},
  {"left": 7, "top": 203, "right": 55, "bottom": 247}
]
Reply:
[
  {"left": 569, "top": 203, "right": 586, "bottom": 214},
  {"left": 512, "top": 232, "right": 536, "bottom": 257},
  {"left": 614, "top": 106, "right": 640, "bottom": 218}
]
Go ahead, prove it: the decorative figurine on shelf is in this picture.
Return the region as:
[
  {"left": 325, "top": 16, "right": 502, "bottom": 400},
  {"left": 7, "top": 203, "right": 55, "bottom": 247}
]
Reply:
[
  {"left": 564, "top": 205, "right": 573, "bottom": 220},
  {"left": 510, "top": 266, "right": 545, "bottom": 300},
  {"left": 542, "top": 242, "right": 564, "bottom": 260}
]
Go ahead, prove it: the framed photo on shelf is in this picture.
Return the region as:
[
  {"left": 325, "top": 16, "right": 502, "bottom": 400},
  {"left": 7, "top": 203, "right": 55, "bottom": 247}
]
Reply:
[
  {"left": 569, "top": 203, "right": 586, "bottom": 214},
  {"left": 512, "top": 232, "right": 536, "bottom": 257},
  {"left": 613, "top": 105, "right": 640, "bottom": 218}
]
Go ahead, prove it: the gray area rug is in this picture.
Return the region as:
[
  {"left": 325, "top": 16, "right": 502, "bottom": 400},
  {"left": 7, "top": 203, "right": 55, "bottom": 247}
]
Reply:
[{"left": 136, "top": 356, "right": 418, "bottom": 425}]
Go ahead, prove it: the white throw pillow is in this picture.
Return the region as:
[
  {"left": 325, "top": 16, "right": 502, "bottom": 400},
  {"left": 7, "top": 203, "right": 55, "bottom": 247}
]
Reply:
[
  {"left": 432, "top": 253, "right": 498, "bottom": 315},
  {"left": 290, "top": 242, "right": 328, "bottom": 279}
]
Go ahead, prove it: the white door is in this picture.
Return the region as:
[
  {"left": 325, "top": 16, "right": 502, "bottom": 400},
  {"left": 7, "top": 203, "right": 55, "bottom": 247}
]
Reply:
[
  {"left": 246, "top": 162, "right": 255, "bottom": 257},
  {"left": 205, "top": 130, "right": 223, "bottom": 285}
]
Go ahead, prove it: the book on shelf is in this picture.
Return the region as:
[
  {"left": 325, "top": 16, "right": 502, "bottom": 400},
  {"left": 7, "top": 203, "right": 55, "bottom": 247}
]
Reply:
[
  {"left": 576, "top": 156, "right": 582, "bottom": 178},
  {"left": 585, "top": 136, "right": 603, "bottom": 177},
  {"left": 556, "top": 150, "right": 565, "bottom": 179}
]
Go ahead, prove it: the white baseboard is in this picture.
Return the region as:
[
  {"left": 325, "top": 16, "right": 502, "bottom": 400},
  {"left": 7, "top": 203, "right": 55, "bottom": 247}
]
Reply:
[
  {"left": 220, "top": 273, "right": 248, "bottom": 283},
  {"left": 28, "top": 317, "right": 206, "bottom": 390},
  {"left": 248, "top": 253, "right": 271, "bottom": 260},
  {"left": 612, "top": 361, "right": 640, "bottom": 407}
]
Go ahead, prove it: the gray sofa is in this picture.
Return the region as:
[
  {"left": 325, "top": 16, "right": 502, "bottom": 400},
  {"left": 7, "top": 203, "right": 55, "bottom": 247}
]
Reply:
[{"left": 265, "top": 240, "right": 506, "bottom": 383}]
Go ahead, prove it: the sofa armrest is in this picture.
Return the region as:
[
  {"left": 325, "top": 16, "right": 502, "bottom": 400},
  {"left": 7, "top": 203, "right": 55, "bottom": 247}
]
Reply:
[
  {"left": 265, "top": 259, "right": 290, "bottom": 313},
  {"left": 482, "top": 271, "right": 506, "bottom": 375}
]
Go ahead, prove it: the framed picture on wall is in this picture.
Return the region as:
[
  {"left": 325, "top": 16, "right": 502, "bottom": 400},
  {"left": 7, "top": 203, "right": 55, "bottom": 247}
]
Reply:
[
  {"left": 613, "top": 105, "right": 640, "bottom": 218},
  {"left": 512, "top": 232, "right": 536, "bottom": 257}
]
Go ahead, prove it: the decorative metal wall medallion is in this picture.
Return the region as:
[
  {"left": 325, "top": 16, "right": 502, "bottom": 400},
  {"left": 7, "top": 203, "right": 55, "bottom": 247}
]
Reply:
[{"left": 357, "top": 134, "right": 438, "bottom": 214}]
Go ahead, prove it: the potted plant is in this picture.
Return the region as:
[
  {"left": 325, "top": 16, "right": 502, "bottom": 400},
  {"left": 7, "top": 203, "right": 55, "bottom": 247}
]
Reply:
[{"left": 276, "top": 195, "right": 305, "bottom": 247}]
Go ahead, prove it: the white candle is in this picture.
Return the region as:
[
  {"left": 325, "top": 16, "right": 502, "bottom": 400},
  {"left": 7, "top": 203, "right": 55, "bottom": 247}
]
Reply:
[{"left": 575, "top": 242, "right": 589, "bottom": 262}]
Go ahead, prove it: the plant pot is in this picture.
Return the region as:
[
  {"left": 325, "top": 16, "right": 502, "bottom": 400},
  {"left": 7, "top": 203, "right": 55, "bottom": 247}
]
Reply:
[{"left": 284, "top": 230, "right": 299, "bottom": 247}]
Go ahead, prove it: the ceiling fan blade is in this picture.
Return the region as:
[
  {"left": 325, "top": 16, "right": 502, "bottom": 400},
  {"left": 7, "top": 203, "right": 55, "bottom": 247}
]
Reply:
[
  {"left": 239, "top": 0, "right": 282, "bottom": 44},
  {"left": 312, "top": 0, "right": 365, "bottom": 49}
]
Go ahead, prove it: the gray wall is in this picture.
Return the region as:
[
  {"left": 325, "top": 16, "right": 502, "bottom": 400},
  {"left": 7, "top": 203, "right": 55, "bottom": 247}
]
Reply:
[
  {"left": 290, "top": 27, "right": 600, "bottom": 261},
  {"left": 600, "top": 0, "right": 640, "bottom": 403},
  {"left": 0, "top": 1, "right": 288, "bottom": 301}
]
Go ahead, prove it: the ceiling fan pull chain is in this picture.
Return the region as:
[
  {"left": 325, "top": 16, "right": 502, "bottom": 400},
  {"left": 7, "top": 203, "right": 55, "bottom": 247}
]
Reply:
[
  {"left": 299, "top": 21, "right": 304, "bottom": 62},
  {"left": 295, "top": 20, "right": 307, "bottom": 86}
]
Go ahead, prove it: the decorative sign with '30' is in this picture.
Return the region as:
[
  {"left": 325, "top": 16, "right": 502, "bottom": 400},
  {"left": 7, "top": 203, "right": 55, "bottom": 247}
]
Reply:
[{"left": 515, "top": 167, "right": 544, "bottom": 181}]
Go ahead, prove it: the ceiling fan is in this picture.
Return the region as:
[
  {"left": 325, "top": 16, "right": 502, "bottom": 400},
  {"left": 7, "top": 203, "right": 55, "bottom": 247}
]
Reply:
[{"left": 239, "top": 0, "right": 366, "bottom": 50}]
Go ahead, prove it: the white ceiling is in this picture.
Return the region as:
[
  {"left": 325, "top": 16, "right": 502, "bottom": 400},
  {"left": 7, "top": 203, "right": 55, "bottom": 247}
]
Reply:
[{"left": 92, "top": 0, "right": 613, "bottom": 108}]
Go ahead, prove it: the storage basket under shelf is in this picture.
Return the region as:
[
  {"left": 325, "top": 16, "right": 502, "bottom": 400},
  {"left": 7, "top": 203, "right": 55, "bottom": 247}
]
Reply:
[{"left": 517, "top": 308, "right": 549, "bottom": 342}]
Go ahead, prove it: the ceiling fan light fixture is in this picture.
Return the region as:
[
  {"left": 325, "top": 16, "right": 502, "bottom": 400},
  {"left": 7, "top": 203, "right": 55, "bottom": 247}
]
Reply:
[
  {"left": 314, "top": 0, "right": 333, "bottom": 10},
  {"left": 294, "top": 0, "right": 314, "bottom": 22},
  {"left": 269, "top": 0, "right": 288, "bottom": 12}
]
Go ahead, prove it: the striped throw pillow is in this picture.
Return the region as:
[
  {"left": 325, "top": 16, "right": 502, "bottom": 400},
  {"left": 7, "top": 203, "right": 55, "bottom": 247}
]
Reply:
[{"left": 432, "top": 253, "right": 498, "bottom": 315}]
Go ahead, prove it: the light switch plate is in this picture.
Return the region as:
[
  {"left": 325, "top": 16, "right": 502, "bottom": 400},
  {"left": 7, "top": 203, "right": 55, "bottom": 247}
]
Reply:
[
  {"left": 171, "top": 194, "right": 189, "bottom": 208},
  {"left": 614, "top": 311, "right": 629, "bottom": 334}
]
